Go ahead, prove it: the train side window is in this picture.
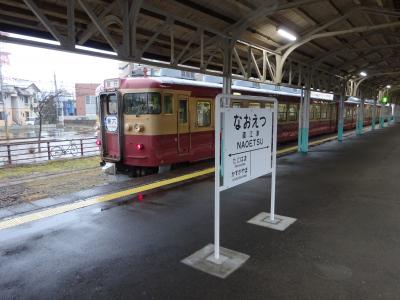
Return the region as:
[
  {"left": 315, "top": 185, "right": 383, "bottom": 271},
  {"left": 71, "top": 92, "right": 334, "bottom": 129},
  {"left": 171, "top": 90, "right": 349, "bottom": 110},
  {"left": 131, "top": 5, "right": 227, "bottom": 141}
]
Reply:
[
  {"left": 321, "top": 103, "right": 328, "bottom": 119},
  {"left": 278, "top": 104, "right": 287, "bottom": 122},
  {"left": 249, "top": 102, "right": 261, "bottom": 108},
  {"left": 310, "top": 105, "right": 315, "bottom": 120},
  {"left": 179, "top": 100, "right": 188, "bottom": 123},
  {"left": 313, "top": 104, "right": 321, "bottom": 120},
  {"left": 148, "top": 93, "right": 161, "bottom": 114},
  {"left": 232, "top": 102, "right": 241, "bottom": 108},
  {"left": 331, "top": 104, "right": 336, "bottom": 117},
  {"left": 365, "top": 106, "right": 371, "bottom": 117},
  {"left": 124, "top": 93, "right": 161, "bottom": 115},
  {"left": 264, "top": 103, "right": 273, "bottom": 109},
  {"left": 196, "top": 101, "right": 211, "bottom": 127},
  {"left": 107, "top": 94, "right": 118, "bottom": 114},
  {"left": 345, "top": 107, "right": 351, "bottom": 118},
  {"left": 288, "top": 104, "right": 297, "bottom": 121},
  {"left": 163, "top": 94, "right": 173, "bottom": 114}
]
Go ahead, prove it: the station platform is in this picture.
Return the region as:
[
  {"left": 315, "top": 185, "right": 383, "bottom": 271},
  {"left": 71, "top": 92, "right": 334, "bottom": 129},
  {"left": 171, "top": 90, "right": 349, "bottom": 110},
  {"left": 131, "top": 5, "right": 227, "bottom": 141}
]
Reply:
[{"left": 1, "top": 124, "right": 400, "bottom": 299}]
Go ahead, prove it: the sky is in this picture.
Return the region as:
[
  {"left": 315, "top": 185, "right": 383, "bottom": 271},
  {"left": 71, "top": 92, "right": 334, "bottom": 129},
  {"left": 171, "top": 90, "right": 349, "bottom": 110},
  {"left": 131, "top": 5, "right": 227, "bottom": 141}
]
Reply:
[{"left": 0, "top": 39, "right": 120, "bottom": 92}]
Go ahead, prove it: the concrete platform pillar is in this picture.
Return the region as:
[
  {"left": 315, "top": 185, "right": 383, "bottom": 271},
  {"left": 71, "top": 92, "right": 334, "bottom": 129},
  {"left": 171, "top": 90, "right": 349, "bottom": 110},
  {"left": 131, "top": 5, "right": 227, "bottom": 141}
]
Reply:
[
  {"left": 356, "top": 99, "right": 364, "bottom": 135},
  {"left": 337, "top": 83, "right": 345, "bottom": 142}
]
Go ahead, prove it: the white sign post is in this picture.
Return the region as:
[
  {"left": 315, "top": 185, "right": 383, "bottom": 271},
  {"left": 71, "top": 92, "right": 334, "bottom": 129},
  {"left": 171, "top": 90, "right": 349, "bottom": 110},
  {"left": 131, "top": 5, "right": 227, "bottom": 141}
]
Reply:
[{"left": 182, "top": 94, "right": 296, "bottom": 279}]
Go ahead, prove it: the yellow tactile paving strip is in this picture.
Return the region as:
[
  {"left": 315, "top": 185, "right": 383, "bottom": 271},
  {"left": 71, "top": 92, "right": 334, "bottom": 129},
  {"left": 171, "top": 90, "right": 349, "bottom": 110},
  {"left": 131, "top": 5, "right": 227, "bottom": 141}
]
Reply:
[{"left": 0, "top": 127, "right": 374, "bottom": 231}]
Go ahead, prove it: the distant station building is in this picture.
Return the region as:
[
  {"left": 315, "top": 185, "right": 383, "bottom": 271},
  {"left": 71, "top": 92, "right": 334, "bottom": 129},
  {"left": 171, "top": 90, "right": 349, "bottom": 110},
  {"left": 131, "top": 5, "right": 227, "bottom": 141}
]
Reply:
[
  {"left": 75, "top": 83, "right": 99, "bottom": 119},
  {"left": 0, "top": 82, "right": 40, "bottom": 126}
]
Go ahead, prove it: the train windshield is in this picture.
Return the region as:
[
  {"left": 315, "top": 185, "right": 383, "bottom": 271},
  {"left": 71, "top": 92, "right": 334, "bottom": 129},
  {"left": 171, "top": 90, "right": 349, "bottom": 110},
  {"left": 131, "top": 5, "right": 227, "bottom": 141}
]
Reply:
[
  {"left": 124, "top": 93, "right": 161, "bottom": 115},
  {"left": 100, "top": 93, "right": 118, "bottom": 115}
]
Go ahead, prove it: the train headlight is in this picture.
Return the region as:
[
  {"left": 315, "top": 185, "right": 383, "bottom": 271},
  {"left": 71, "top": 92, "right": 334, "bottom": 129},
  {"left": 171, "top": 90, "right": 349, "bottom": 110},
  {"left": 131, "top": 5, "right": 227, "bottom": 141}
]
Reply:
[
  {"left": 134, "top": 123, "right": 144, "bottom": 133},
  {"left": 136, "top": 144, "right": 144, "bottom": 150},
  {"left": 125, "top": 123, "right": 133, "bottom": 131}
]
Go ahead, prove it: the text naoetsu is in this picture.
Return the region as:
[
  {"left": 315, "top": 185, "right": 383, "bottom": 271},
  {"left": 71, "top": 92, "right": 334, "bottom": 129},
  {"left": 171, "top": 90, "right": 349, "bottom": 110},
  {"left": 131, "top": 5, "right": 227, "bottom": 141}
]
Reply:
[{"left": 233, "top": 114, "right": 267, "bottom": 130}]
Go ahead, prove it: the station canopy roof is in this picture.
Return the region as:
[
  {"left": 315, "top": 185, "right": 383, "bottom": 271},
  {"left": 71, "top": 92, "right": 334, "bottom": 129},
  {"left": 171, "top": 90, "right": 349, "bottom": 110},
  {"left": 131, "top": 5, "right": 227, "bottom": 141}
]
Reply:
[{"left": 1, "top": 0, "right": 400, "bottom": 99}]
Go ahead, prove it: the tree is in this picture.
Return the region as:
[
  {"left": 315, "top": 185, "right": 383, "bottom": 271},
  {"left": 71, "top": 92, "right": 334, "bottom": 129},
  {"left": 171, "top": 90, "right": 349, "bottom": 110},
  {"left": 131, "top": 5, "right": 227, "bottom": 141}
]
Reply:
[{"left": 34, "top": 92, "right": 59, "bottom": 152}]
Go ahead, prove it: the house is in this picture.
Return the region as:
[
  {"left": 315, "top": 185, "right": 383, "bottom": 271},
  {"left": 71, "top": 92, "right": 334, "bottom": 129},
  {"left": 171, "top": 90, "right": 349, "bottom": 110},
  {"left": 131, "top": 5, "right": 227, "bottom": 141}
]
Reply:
[
  {"left": 0, "top": 83, "right": 40, "bottom": 126},
  {"left": 59, "top": 91, "right": 76, "bottom": 116},
  {"left": 75, "top": 83, "right": 99, "bottom": 119}
]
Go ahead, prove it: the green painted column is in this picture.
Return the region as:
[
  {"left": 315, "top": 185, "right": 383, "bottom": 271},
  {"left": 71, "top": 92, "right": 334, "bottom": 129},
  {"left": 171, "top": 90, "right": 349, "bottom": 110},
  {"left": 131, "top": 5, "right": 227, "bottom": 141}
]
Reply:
[
  {"left": 337, "top": 119, "right": 344, "bottom": 141},
  {"left": 380, "top": 104, "right": 385, "bottom": 128},
  {"left": 298, "top": 87, "right": 310, "bottom": 153},
  {"left": 356, "top": 99, "right": 364, "bottom": 135},
  {"left": 389, "top": 106, "right": 394, "bottom": 124},
  {"left": 371, "top": 99, "right": 377, "bottom": 130},
  {"left": 297, "top": 89, "right": 303, "bottom": 150},
  {"left": 337, "top": 84, "right": 345, "bottom": 142}
]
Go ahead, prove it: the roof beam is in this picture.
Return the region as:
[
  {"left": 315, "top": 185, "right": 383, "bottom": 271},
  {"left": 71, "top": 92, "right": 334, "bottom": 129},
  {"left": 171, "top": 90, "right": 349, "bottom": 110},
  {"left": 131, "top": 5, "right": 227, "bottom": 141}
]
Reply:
[
  {"left": 281, "top": 21, "right": 400, "bottom": 69},
  {"left": 67, "top": 0, "right": 75, "bottom": 49},
  {"left": 119, "top": 0, "right": 129, "bottom": 57},
  {"left": 230, "top": 0, "right": 322, "bottom": 40},
  {"left": 333, "top": 44, "right": 400, "bottom": 71},
  {"left": 310, "top": 31, "right": 391, "bottom": 65},
  {"left": 78, "top": 0, "right": 119, "bottom": 54},
  {"left": 276, "top": 6, "right": 359, "bottom": 52},
  {"left": 22, "top": 0, "right": 66, "bottom": 45},
  {"left": 363, "top": 7, "right": 400, "bottom": 18},
  {"left": 77, "top": 0, "right": 119, "bottom": 45},
  {"left": 181, "top": 0, "right": 320, "bottom": 64},
  {"left": 129, "top": 0, "right": 143, "bottom": 58}
]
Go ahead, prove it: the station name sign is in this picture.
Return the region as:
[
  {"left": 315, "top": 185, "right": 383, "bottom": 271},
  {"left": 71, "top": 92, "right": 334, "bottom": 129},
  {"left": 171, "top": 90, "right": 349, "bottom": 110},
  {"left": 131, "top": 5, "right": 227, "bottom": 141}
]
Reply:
[{"left": 222, "top": 108, "right": 272, "bottom": 189}]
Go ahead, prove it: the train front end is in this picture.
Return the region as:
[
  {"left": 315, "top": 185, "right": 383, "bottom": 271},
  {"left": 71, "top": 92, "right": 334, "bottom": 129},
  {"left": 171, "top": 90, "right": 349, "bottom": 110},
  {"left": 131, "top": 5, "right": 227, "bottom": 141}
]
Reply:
[{"left": 98, "top": 77, "right": 168, "bottom": 174}]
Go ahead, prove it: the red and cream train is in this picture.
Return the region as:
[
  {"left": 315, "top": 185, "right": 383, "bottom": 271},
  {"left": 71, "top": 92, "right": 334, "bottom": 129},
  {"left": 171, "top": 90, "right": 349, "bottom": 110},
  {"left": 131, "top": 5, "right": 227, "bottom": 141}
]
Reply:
[{"left": 98, "top": 76, "right": 380, "bottom": 173}]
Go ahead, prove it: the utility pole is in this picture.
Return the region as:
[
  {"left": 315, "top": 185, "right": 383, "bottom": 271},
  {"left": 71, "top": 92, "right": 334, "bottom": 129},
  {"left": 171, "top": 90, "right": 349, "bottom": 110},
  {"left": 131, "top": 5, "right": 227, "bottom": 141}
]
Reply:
[
  {"left": 0, "top": 46, "right": 9, "bottom": 139},
  {"left": 53, "top": 71, "right": 63, "bottom": 126}
]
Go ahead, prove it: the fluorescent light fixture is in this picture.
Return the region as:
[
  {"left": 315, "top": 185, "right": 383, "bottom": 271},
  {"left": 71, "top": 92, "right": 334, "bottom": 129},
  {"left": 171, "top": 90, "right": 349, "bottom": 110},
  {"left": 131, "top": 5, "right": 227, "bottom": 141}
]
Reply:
[
  {"left": 2, "top": 32, "right": 60, "bottom": 45},
  {"left": 277, "top": 28, "right": 297, "bottom": 41},
  {"left": 360, "top": 71, "right": 367, "bottom": 77},
  {"left": 75, "top": 45, "right": 117, "bottom": 56},
  {"left": 386, "top": 85, "right": 391, "bottom": 89}
]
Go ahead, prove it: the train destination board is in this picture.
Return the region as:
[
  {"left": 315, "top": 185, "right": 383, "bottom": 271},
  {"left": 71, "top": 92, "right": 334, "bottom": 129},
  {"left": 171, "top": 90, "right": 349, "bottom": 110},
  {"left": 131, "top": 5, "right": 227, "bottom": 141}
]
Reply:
[{"left": 222, "top": 107, "right": 273, "bottom": 189}]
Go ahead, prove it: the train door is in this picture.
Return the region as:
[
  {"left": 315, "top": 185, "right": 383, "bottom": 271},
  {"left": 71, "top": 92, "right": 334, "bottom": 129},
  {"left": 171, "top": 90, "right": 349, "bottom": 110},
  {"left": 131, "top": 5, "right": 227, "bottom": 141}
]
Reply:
[
  {"left": 177, "top": 97, "right": 190, "bottom": 154},
  {"left": 99, "top": 93, "right": 122, "bottom": 161}
]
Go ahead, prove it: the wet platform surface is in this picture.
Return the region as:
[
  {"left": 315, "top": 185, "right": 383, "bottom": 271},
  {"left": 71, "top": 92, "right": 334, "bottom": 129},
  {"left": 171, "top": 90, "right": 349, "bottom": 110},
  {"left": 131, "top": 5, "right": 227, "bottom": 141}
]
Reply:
[{"left": 1, "top": 124, "right": 400, "bottom": 299}]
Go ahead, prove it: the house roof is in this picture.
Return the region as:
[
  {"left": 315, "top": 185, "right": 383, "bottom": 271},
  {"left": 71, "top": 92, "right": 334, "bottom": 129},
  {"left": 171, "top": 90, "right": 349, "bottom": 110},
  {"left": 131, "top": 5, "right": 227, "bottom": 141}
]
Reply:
[{"left": 1, "top": 83, "right": 41, "bottom": 97}]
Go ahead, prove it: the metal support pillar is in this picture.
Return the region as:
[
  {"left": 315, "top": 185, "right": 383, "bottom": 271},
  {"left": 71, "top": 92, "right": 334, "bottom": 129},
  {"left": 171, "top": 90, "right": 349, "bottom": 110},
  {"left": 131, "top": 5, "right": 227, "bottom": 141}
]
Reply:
[
  {"left": 214, "top": 40, "right": 232, "bottom": 260},
  {"left": 337, "top": 82, "right": 345, "bottom": 142},
  {"left": 297, "top": 88, "right": 304, "bottom": 149},
  {"left": 372, "top": 99, "right": 377, "bottom": 130},
  {"left": 222, "top": 40, "right": 232, "bottom": 102},
  {"left": 389, "top": 104, "right": 394, "bottom": 124},
  {"left": 298, "top": 74, "right": 311, "bottom": 153},
  {"left": 356, "top": 99, "right": 364, "bottom": 135},
  {"left": 380, "top": 103, "right": 385, "bottom": 128},
  {"left": 394, "top": 104, "right": 398, "bottom": 123},
  {"left": 0, "top": 48, "right": 9, "bottom": 139}
]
